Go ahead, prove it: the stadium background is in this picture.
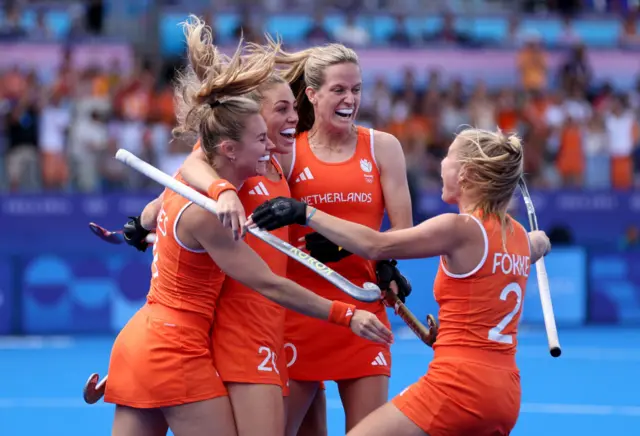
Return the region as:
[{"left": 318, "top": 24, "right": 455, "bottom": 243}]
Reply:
[{"left": 0, "top": 0, "right": 639, "bottom": 435}]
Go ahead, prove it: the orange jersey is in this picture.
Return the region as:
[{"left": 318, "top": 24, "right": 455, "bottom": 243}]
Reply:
[
  {"left": 146, "top": 174, "right": 226, "bottom": 322},
  {"left": 433, "top": 213, "right": 531, "bottom": 359},
  {"left": 287, "top": 126, "right": 385, "bottom": 300},
  {"left": 212, "top": 158, "right": 292, "bottom": 389},
  {"left": 220, "top": 157, "right": 291, "bottom": 297},
  {"left": 283, "top": 127, "right": 390, "bottom": 381}
]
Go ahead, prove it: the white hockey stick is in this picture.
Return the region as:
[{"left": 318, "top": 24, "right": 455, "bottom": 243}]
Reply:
[
  {"left": 115, "top": 149, "right": 381, "bottom": 302},
  {"left": 518, "top": 178, "right": 561, "bottom": 357}
]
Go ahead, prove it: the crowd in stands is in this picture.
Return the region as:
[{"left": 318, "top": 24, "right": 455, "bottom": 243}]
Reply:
[{"left": 0, "top": 2, "right": 639, "bottom": 193}]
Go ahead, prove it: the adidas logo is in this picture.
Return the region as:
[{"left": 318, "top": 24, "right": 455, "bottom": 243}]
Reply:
[
  {"left": 346, "top": 308, "right": 354, "bottom": 317},
  {"left": 248, "top": 181, "right": 270, "bottom": 196},
  {"left": 371, "top": 351, "right": 388, "bottom": 366},
  {"left": 294, "top": 167, "right": 314, "bottom": 183}
]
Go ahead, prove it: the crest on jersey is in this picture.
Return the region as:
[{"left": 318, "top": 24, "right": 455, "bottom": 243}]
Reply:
[{"left": 360, "top": 159, "right": 374, "bottom": 183}]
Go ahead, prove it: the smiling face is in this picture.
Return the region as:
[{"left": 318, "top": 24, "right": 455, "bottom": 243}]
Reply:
[
  {"left": 306, "top": 62, "right": 362, "bottom": 135},
  {"left": 221, "top": 113, "right": 275, "bottom": 179},
  {"left": 259, "top": 82, "right": 299, "bottom": 154}
]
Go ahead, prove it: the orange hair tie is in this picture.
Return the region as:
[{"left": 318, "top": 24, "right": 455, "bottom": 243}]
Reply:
[
  {"left": 328, "top": 301, "right": 356, "bottom": 327},
  {"left": 207, "top": 180, "right": 237, "bottom": 201}
]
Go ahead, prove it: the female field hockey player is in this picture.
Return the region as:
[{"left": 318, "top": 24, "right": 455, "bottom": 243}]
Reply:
[
  {"left": 105, "top": 17, "right": 392, "bottom": 436},
  {"left": 250, "top": 127, "right": 552, "bottom": 436},
  {"left": 177, "top": 41, "right": 415, "bottom": 435},
  {"left": 121, "top": 34, "right": 328, "bottom": 436}
]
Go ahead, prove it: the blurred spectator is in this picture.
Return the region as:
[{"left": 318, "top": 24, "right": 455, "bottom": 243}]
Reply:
[
  {"left": 305, "top": 10, "right": 332, "bottom": 45},
  {"left": 366, "top": 77, "right": 393, "bottom": 125},
  {"left": 5, "top": 74, "right": 40, "bottom": 191},
  {"left": 0, "top": 4, "right": 27, "bottom": 40},
  {"left": 39, "top": 93, "right": 70, "bottom": 190},
  {"left": 70, "top": 109, "right": 107, "bottom": 192},
  {"left": 423, "top": 12, "right": 473, "bottom": 46},
  {"left": 517, "top": 33, "right": 548, "bottom": 92},
  {"left": 618, "top": 13, "right": 640, "bottom": 48},
  {"left": 233, "top": 10, "right": 261, "bottom": 44},
  {"left": 558, "top": 44, "right": 592, "bottom": 94},
  {"left": 583, "top": 112, "right": 611, "bottom": 188},
  {"left": 557, "top": 16, "right": 581, "bottom": 47},
  {"left": 495, "top": 88, "right": 520, "bottom": 133},
  {"left": 387, "top": 15, "right": 413, "bottom": 48},
  {"left": 468, "top": 81, "right": 496, "bottom": 131},
  {"left": 606, "top": 94, "right": 638, "bottom": 190},
  {"left": 33, "top": 9, "right": 53, "bottom": 40},
  {"left": 555, "top": 106, "right": 584, "bottom": 187},
  {"left": 333, "top": 12, "right": 370, "bottom": 47}
]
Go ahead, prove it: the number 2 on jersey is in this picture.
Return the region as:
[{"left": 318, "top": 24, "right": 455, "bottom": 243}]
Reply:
[
  {"left": 488, "top": 282, "right": 523, "bottom": 344},
  {"left": 257, "top": 346, "right": 279, "bottom": 374}
]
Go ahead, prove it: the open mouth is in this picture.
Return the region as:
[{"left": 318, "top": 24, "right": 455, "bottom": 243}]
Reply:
[
  {"left": 335, "top": 108, "right": 354, "bottom": 119},
  {"left": 258, "top": 154, "right": 270, "bottom": 162},
  {"left": 279, "top": 128, "right": 296, "bottom": 143}
]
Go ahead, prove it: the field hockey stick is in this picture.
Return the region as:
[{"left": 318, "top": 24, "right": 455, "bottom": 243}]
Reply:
[
  {"left": 89, "top": 222, "right": 157, "bottom": 245},
  {"left": 115, "top": 149, "right": 381, "bottom": 303},
  {"left": 518, "top": 178, "right": 561, "bottom": 358},
  {"left": 384, "top": 292, "right": 438, "bottom": 347},
  {"left": 83, "top": 373, "right": 107, "bottom": 404}
]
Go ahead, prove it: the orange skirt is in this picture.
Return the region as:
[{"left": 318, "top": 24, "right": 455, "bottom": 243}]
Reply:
[
  {"left": 104, "top": 302, "right": 227, "bottom": 408},
  {"left": 284, "top": 302, "right": 391, "bottom": 381},
  {"left": 393, "top": 347, "right": 521, "bottom": 436}
]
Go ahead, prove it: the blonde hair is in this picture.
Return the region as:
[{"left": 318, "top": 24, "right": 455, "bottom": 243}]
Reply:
[
  {"left": 248, "top": 40, "right": 359, "bottom": 133},
  {"left": 243, "top": 73, "right": 289, "bottom": 105},
  {"left": 172, "top": 16, "right": 280, "bottom": 160},
  {"left": 455, "top": 128, "right": 524, "bottom": 247}
]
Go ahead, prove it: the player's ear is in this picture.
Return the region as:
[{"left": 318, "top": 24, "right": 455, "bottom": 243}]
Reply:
[
  {"left": 218, "top": 139, "right": 237, "bottom": 161},
  {"left": 305, "top": 87, "right": 317, "bottom": 106}
]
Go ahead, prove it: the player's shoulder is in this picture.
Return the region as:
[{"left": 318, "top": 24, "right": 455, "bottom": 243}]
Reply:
[
  {"left": 369, "top": 128, "right": 401, "bottom": 148},
  {"left": 366, "top": 129, "right": 404, "bottom": 171}
]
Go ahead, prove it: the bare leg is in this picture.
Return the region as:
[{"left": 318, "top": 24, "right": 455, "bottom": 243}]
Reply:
[
  {"left": 162, "top": 397, "right": 237, "bottom": 436},
  {"left": 111, "top": 405, "right": 168, "bottom": 436},
  {"left": 285, "top": 380, "right": 321, "bottom": 436},
  {"left": 337, "top": 375, "right": 389, "bottom": 432},
  {"left": 296, "top": 388, "right": 327, "bottom": 436},
  {"left": 227, "top": 383, "right": 285, "bottom": 436},
  {"left": 347, "top": 402, "right": 428, "bottom": 436}
]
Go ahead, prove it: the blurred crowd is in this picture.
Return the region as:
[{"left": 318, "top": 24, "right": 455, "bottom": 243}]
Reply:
[
  {"left": 1, "top": 2, "right": 639, "bottom": 193},
  {"left": 365, "top": 41, "right": 640, "bottom": 193},
  {"left": 0, "top": 51, "right": 182, "bottom": 192}
]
